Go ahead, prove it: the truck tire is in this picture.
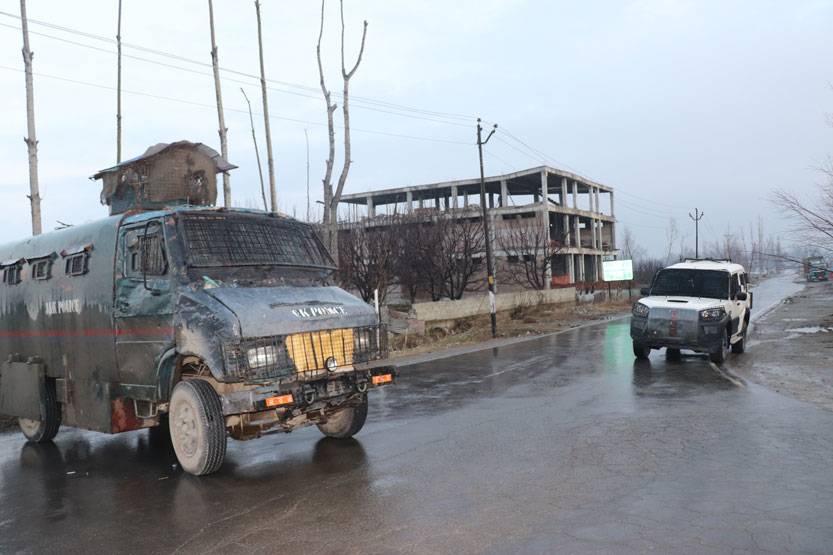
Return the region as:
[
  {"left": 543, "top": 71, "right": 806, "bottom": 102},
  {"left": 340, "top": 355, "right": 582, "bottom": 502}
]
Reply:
[
  {"left": 317, "top": 395, "right": 368, "bottom": 439},
  {"left": 633, "top": 342, "right": 650, "bottom": 360},
  {"left": 169, "top": 379, "right": 227, "bottom": 476},
  {"left": 666, "top": 348, "right": 682, "bottom": 361},
  {"left": 710, "top": 330, "right": 731, "bottom": 364},
  {"left": 19, "top": 379, "right": 61, "bottom": 443}
]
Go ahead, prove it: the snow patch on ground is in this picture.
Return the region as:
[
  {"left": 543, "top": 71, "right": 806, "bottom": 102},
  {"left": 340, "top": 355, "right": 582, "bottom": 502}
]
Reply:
[{"left": 785, "top": 326, "right": 832, "bottom": 334}]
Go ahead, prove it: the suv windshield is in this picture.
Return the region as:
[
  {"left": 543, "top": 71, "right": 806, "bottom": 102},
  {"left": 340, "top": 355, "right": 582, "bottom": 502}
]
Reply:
[
  {"left": 180, "top": 212, "right": 333, "bottom": 269},
  {"left": 651, "top": 269, "right": 729, "bottom": 299}
]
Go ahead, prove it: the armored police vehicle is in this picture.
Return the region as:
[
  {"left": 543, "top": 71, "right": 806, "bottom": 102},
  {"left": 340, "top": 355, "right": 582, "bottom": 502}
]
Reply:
[
  {"left": 0, "top": 142, "right": 395, "bottom": 475},
  {"left": 630, "top": 259, "right": 752, "bottom": 364}
]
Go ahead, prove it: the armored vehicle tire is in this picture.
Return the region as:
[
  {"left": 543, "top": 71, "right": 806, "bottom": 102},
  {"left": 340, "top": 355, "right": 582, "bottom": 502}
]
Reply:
[
  {"left": 709, "top": 330, "right": 731, "bottom": 364},
  {"left": 633, "top": 342, "right": 650, "bottom": 360},
  {"left": 317, "top": 395, "right": 368, "bottom": 439},
  {"left": 19, "top": 380, "right": 61, "bottom": 443},
  {"left": 169, "top": 379, "right": 227, "bottom": 476},
  {"left": 666, "top": 348, "right": 682, "bottom": 361}
]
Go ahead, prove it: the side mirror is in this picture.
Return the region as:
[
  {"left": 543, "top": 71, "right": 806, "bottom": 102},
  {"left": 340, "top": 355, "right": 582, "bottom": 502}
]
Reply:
[
  {"left": 735, "top": 292, "right": 747, "bottom": 301},
  {"left": 640, "top": 287, "right": 650, "bottom": 296}
]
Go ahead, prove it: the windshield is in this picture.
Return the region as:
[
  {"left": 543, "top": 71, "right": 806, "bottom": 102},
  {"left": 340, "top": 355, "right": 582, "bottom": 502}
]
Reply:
[
  {"left": 179, "top": 212, "right": 334, "bottom": 269},
  {"left": 650, "top": 269, "right": 729, "bottom": 299}
]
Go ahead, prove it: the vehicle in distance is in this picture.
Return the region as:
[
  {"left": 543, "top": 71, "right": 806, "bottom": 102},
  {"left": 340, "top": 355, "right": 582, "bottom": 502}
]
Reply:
[
  {"left": 630, "top": 259, "right": 752, "bottom": 364},
  {"left": 0, "top": 207, "right": 396, "bottom": 475},
  {"left": 803, "top": 256, "right": 829, "bottom": 282}
]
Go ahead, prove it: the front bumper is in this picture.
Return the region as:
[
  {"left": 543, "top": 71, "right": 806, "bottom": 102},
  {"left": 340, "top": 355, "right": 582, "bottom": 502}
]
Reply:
[
  {"left": 630, "top": 314, "right": 727, "bottom": 353},
  {"left": 218, "top": 365, "right": 397, "bottom": 416}
]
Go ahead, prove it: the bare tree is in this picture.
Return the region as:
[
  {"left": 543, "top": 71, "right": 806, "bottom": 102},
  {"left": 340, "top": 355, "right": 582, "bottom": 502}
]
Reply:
[
  {"left": 338, "top": 222, "right": 396, "bottom": 304},
  {"left": 439, "top": 214, "right": 485, "bottom": 300},
  {"left": 208, "top": 0, "right": 231, "bottom": 207},
  {"left": 773, "top": 161, "right": 833, "bottom": 253},
  {"left": 663, "top": 219, "right": 679, "bottom": 264},
  {"left": 498, "top": 219, "right": 566, "bottom": 290},
  {"left": 20, "top": 0, "right": 41, "bottom": 236},
  {"left": 116, "top": 0, "right": 123, "bottom": 163},
  {"left": 254, "top": 0, "right": 277, "bottom": 213},
  {"left": 317, "top": 0, "right": 368, "bottom": 264},
  {"left": 240, "top": 88, "right": 267, "bottom": 211}
]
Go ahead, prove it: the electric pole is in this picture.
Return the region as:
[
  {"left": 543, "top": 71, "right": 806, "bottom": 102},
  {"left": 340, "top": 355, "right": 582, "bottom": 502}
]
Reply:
[
  {"left": 689, "top": 208, "right": 704, "bottom": 258},
  {"left": 255, "top": 0, "right": 277, "bottom": 214},
  {"left": 209, "top": 0, "right": 231, "bottom": 207},
  {"left": 20, "top": 0, "right": 41, "bottom": 236},
  {"left": 477, "top": 118, "right": 498, "bottom": 338},
  {"left": 116, "top": 0, "right": 123, "bottom": 163}
]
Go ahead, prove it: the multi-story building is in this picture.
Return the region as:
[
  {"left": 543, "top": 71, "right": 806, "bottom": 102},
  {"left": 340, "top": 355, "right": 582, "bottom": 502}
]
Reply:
[{"left": 338, "top": 165, "right": 616, "bottom": 288}]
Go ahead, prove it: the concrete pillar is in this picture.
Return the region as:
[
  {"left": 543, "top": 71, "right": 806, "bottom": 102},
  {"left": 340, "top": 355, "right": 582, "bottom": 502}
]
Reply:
[
  {"left": 367, "top": 195, "right": 375, "bottom": 218},
  {"left": 563, "top": 214, "right": 571, "bottom": 246},
  {"left": 579, "top": 255, "right": 585, "bottom": 282},
  {"left": 540, "top": 171, "right": 548, "bottom": 206},
  {"left": 406, "top": 191, "right": 413, "bottom": 213},
  {"left": 594, "top": 186, "right": 601, "bottom": 216},
  {"left": 609, "top": 190, "right": 615, "bottom": 218},
  {"left": 591, "top": 218, "right": 597, "bottom": 249},
  {"left": 500, "top": 180, "right": 508, "bottom": 207},
  {"left": 574, "top": 215, "right": 582, "bottom": 249},
  {"left": 488, "top": 193, "right": 494, "bottom": 209},
  {"left": 572, "top": 181, "right": 579, "bottom": 209},
  {"left": 567, "top": 253, "right": 575, "bottom": 284},
  {"left": 588, "top": 186, "right": 596, "bottom": 213},
  {"left": 418, "top": 194, "right": 424, "bottom": 209},
  {"left": 451, "top": 185, "right": 458, "bottom": 210},
  {"left": 464, "top": 192, "right": 469, "bottom": 208},
  {"left": 560, "top": 177, "right": 568, "bottom": 207}
]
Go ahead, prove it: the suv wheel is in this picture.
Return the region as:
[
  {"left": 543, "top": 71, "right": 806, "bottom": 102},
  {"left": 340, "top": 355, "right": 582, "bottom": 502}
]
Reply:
[
  {"left": 710, "top": 330, "right": 731, "bottom": 364},
  {"left": 666, "top": 348, "right": 682, "bottom": 361},
  {"left": 169, "top": 379, "right": 227, "bottom": 476},
  {"left": 633, "top": 342, "right": 650, "bottom": 360}
]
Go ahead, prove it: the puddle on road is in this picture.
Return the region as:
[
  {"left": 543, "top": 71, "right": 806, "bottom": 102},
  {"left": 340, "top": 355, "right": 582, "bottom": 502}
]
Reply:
[{"left": 785, "top": 326, "right": 832, "bottom": 334}]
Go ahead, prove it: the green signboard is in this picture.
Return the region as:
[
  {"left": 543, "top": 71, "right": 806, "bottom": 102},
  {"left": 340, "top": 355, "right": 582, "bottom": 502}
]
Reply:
[{"left": 602, "top": 259, "right": 633, "bottom": 282}]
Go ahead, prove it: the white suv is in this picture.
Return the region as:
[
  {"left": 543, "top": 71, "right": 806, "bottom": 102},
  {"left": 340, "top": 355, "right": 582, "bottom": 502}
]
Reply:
[{"left": 630, "top": 260, "right": 752, "bottom": 363}]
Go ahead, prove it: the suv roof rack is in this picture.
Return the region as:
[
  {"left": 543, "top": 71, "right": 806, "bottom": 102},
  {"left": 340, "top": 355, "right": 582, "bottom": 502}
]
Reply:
[{"left": 682, "top": 257, "right": 732, "bottom": 263}]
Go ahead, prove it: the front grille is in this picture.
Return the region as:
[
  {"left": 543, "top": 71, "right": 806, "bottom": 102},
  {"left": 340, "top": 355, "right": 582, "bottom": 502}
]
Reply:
[{"left": 223, "top": 324, "right": 387, "bottom": 381}]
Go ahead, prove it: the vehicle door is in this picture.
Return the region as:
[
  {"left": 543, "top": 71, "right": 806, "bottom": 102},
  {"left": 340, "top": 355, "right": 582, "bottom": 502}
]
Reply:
[
  {"left": 114, "top": 219, "right": 175, "bottom": 387},
  {"left": 728, "top": 272, "right": 745, "bottom": 337}
]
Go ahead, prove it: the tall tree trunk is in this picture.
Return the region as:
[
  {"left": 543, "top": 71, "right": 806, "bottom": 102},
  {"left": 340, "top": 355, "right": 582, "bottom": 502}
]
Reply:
[
  {"left": 116, "top": 0, "right": 123, "bottom": 163},
  {"left": 240, "top": 88, "right": 268, "bottom": 211},
  {"left": 328, "top": 1, "right": 367, "bottom": 265},
  {"left": 316, "top": 0, "right": 337, "bottom": 250},
  {"left": 20, "top": 0, "right": 41, "bottom": 236},
  {"left": 254, "top": 0, "right": 277, "bottom": 213},
  {"left": 208, "top": 0, "right": 231, "bottom": 207}
]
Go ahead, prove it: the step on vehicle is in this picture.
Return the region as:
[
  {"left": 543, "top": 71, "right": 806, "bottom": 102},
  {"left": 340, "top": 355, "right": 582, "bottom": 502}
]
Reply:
[
  {"left": 0, "top": 142, "right": 396, "bottom": 476},
  {"left": 630, "top": 259, "right": 752, "bottom": 364}
]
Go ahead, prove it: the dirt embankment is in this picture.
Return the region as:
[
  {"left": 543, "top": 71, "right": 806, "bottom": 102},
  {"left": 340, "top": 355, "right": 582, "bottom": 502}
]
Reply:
[
  {"left": 389, "top": 298, "right": 633, "bottom": 359},
  {"left": 733, "top": 280, "right": 833, "bottom": 411}
]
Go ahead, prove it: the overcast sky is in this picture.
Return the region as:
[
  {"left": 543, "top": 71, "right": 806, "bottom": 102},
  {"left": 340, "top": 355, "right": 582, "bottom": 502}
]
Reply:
[{"left": 0, "top": 0, "right": 830, "bottom": 255}]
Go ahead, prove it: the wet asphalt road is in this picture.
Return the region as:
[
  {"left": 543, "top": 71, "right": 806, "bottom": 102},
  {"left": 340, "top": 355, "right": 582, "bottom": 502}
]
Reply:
[{"left": 1, "top": 274, "right": 832, "bottom": 554}]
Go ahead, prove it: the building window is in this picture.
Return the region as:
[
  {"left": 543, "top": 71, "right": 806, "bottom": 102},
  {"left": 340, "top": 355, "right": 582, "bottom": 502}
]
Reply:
[
  {"left": 30, "top": 259, "right": 52, "bottom": 281},
  {"left": 65, "top": 253, "right": 89, "bottom": 276},
  {"left": 2, "top": 264, "right": 22, "bottom": 285}
]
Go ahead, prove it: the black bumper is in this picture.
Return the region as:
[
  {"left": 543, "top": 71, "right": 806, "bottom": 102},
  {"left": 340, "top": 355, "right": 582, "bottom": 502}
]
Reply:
[{"left": 630, "top": 315, "right": 727, "bottom": 353}]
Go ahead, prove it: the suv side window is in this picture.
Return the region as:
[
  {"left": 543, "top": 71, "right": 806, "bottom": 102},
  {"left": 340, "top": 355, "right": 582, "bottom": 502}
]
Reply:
[
  {"left": 125, "top": 222, "right": 168, "bottom": 278},
  {"left": 730, "top": 273, "right": 742, "bottom": 299}
]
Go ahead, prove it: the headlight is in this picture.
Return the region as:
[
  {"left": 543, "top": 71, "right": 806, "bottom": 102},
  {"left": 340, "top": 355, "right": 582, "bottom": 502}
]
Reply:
[
  {"left": 699, "top": 307, "right": 725, "bottom": 321},
  {"left": 632, "top": 302, "right": 649, "bottom": 317},
  {"left": 247, "top": 345, "right": 278, "bottom": 368}
]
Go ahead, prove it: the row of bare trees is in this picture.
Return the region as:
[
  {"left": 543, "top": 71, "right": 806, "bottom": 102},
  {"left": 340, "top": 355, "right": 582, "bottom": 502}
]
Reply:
[{"left": 336, "top": 212, "right": 575, "bottom": 304}]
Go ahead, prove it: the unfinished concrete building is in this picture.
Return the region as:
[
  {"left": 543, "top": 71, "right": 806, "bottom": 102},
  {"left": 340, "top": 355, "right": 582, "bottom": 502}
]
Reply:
[{"left": 339, "top": 166, "right": 616, "bottom": 287}]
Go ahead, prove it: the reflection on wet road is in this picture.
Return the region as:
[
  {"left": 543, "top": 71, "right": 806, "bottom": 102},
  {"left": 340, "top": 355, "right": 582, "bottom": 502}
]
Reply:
[{"left": 2, "top": 310, "right": 832, "bottom": 553}]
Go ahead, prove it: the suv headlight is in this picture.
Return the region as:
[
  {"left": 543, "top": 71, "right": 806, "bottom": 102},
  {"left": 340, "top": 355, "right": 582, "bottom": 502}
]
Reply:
[
  {"left": 699, "top": 307, "right": 726, "bottom": 321},
  {"left": 632, "top": 302, "right": 649, "bottom": 317},
  {"left": 247, "top": 345, "right": 278, "bottom": 368}
]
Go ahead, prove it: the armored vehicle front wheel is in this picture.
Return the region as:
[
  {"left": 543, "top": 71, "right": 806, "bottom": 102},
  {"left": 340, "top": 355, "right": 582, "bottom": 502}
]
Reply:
[
  {"left": 169, "top": 379, "right": 227, "bottom": 476},
  {"left": 633, "top": 342, "right": 650, "bottom": 360},
  {"left": 19, "top": 379, "right": 61, "bottom": 443},
  {"left": 317, "top": 395, "right": 368, "bottom": 439}
]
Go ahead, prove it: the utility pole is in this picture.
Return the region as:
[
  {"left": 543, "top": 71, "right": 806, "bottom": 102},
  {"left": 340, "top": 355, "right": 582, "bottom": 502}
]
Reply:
[
  {"left": 20, "top": 0, "right": 41, "bottom": 236},
  {"left": 689, "top": 208, "right": 704, "bottom": 258},
  {"left": 208, "top": 0, "right": 231, "bottom": 207},
  {"left": 477, "top": 118, "right": 498, "bottom": 338},
  {"left": 116, "top": 0, "right": 123, "bottom": 163},
  {"left": 254, "top": 0, "right": 277, "bottom": 214},
  {"left": 305, "top": 128, "right": 310, "bottom": 222}
]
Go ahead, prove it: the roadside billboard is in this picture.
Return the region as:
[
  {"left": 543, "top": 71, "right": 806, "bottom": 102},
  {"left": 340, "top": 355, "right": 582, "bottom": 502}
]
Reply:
[{"left": 602, "top": 259, "right": 633, "bottom": 282}]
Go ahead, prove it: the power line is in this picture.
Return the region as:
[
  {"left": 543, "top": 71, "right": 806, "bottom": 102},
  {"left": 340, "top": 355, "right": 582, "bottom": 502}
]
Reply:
[
  {"left": 0, "top": 64, "right": 472, "bottom": 146},
  {"left": 0, "top": 11, "right": 476, "bottom": 123}
]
